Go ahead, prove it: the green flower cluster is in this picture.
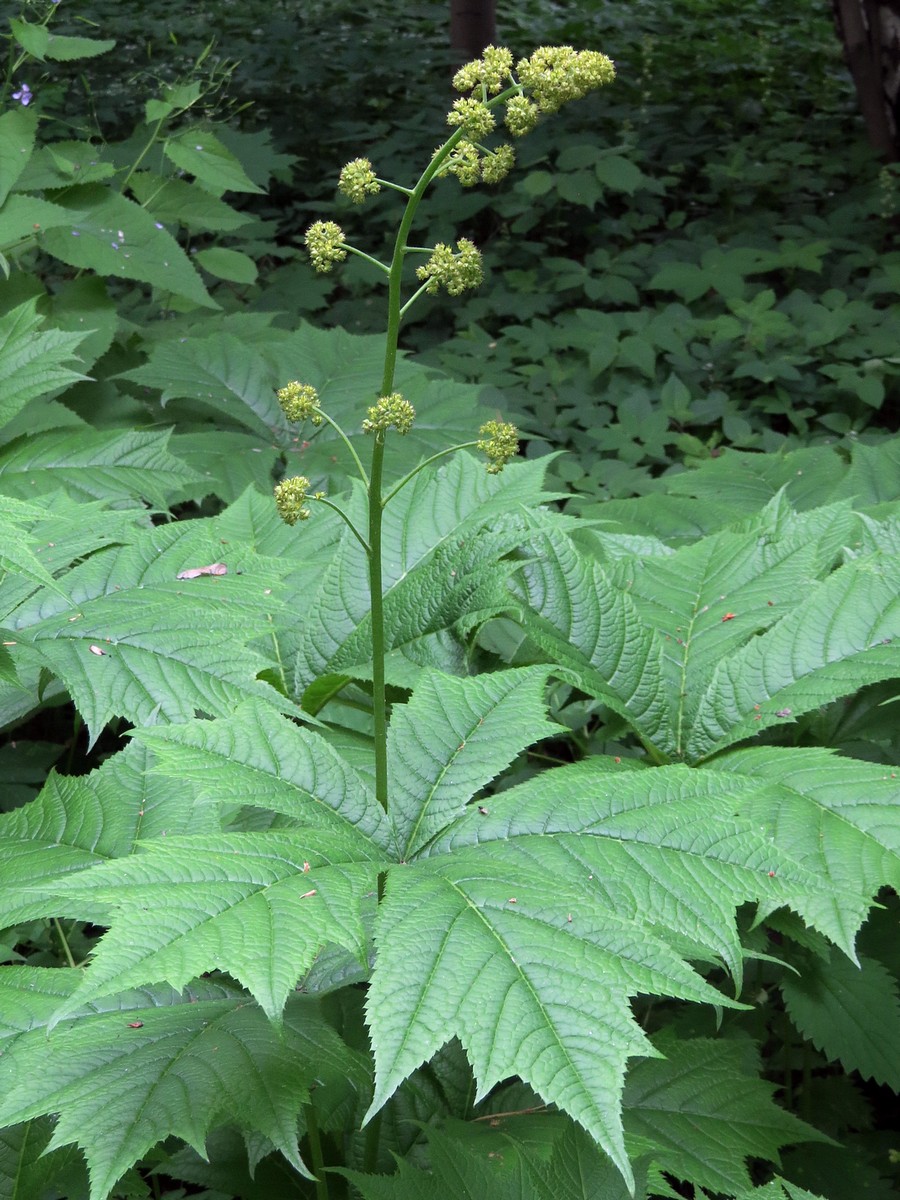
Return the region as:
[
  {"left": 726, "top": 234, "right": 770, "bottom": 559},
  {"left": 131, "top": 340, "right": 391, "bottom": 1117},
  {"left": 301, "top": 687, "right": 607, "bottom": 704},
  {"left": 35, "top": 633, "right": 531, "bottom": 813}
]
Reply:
[
  {"left": 277, "top": 381, "right": 323, "bottom": 425},
  {"left": 274, "top": 475, "right": 313, "bottom": 524},
  {"left": 305, "top": 221, "right": 347, "bottom": 272},
  {"left": 477, "top": 420, "right": 519, "bottom": 473},
  {"left": 442, "top": 139, "right": 515, "bottom": 187},
  {"left": 362, "top": 393, "right": 416, "bottom": 435},
  {"left": 516, "top": 46, "right": 616, "bottom": 113},
  {"left": 444, "top": 139, "right": 482, "bottom": 186},
  {"left": 504, "top": 94, "right": 539, "bottom": 137},
  {"left": 338, "top": 157, "right": 381, "bottom": 205},
  {"left": 416, "top": 238, "right": 483, "bottom": 295},
  {"left": 447, "top": 97, "right": 495, "bottom": 138},
  {"left": 452, "top": 45, "right": 514, "bottom": 94},
  {"left": 481, "top": 144, "right": 516, "bottom": 185}
]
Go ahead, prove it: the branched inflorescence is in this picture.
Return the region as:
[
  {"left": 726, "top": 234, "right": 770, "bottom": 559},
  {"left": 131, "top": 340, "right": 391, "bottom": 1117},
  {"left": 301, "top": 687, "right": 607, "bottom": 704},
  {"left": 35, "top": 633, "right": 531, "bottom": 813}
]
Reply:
[{"left": 279, "top": 41, "right": 616, "bottom": 523}]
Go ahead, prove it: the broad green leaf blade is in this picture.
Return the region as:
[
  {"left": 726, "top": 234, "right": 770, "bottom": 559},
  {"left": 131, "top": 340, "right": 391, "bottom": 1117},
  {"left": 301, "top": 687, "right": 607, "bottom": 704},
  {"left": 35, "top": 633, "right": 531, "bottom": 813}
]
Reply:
[
  {"left": 687, "top": 555, "right": 900, "bottom": 759},
  {"left": 0, "top": 1118, "right": 86, "bottom": 1200},
  {"left": 0, "top": 491, "right": 145, "bottom": 620},
  {"left": 289, "top": 454, "right": 558, "bottom": 690},
  {"left": 388, "top": 667, "right": 562, "bottom": 859},
  {"left": 194, "top": 246, "right": 258, "bottom": 283},
  {"left": 0, "top": 739, "right": 219, "bottom": 926},
  {"left": 0, "top": 969, "right": 366, "bottom": 1200},
  {"left": 782, "top": 949, "right": 900, "bottom": 1088},
  {"left": 0, "top": 428, "right": 204, "bottom": 505},
  {"left": 0, "top": 506, "right": 66, "bottom": 612},
  {"left": 128, "top": 171, "right": 250, "bottom": 231},
  {"left": 42, "top": 32, "right": 117, "bottom": 61},
  {"left": 39, "top": 185, "right": 217, "bottom": 308},
  {"left": 342, "top": 1117, "right": 638, "bottom": 1200},
  {"left": 44, "top": 830, "right": 385, "bottom": 1022},
  {"left": 0, "top": 298, "right": 90, "bottom": 430},
  {"left": 164, "top": 129, "right": 266, "bottom": 195},
  {"left": 515, "top": 531, "right": 673, "bottom": 747},
  {"left": 0, "top": 193, "right": 75, "bottom": 252},
  {"left": 135, "top": 699, "right": 393, "bottom": 848},
  {"left": 715, "top": 746, "right": 900, "bottom": 951},
  {"left": 170, "top": 431, "right": 281, "bottom": 503},
  {"left": 0, "top": 105, "right": 37, "bottom": 205},
  {"left": 606, "top": 519, "right": 824, "bottom": 757},
  {"left": 117, "top": 332, "right": 291, "bottom": 440},
  {"left": 367, "top": 858, "right": 710, "bottom": 1192},
  {"left": 622, "top": 1039, "right": 830, "bottom": 1194},
  {"left": 366, "top": 760, "right": 834, "bottom": 1189},
  {"left": 5, "top": 521, "right": 289, "bottom": 742}
]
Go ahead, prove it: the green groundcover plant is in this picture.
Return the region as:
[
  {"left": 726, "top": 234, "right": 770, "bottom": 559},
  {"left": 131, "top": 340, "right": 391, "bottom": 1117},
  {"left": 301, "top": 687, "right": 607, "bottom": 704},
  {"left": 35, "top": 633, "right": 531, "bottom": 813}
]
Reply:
[{"left": 1, "top": 9, "right": 899, "bottom": 1200}]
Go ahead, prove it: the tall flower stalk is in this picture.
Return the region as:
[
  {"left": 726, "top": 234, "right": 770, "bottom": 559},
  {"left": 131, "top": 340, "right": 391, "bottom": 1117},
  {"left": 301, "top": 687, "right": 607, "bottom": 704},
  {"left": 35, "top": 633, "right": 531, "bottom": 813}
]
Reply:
[{"left": 275, "top": 45, "right": 616, "bottom": 811}]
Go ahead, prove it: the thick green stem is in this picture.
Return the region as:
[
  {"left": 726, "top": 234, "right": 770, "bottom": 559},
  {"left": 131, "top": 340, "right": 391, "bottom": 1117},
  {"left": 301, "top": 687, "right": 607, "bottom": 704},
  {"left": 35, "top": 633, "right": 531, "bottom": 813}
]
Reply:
[{"left": 368, "top": 438, "right": 389, "bottom": 811}]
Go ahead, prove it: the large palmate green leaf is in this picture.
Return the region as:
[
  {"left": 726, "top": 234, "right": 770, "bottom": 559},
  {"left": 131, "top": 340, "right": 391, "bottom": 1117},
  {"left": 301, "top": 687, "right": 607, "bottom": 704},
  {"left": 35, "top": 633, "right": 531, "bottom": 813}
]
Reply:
[
  {"left": 516, "top": 505, "right": 900, "bottom": 763},
  {"left": 0, "top": 969, "right": 368, "bottom": 1200},
  {"left": 42, "top": 829, "right": 385, "bottom": 1026},
  {"left": 15, "top": 671, "right": 840, "bottom": 1194},
  {"left": 3, "top": 519, "right": 290, "bottom": 741},
  {"left": 386, "top": 666, "right": 562, "bottom": 859},
  {"left": 687, "top": 552, "right": 900, "bottom": 759},
  {"left": 117, "top": 332, "right": 294, "bottom": 442},
  {"left": 137, "top": 699, "right": 392, "bottom": 848},
  {"left": 285, "top": 453, "right": 562, "bottom": 694}
]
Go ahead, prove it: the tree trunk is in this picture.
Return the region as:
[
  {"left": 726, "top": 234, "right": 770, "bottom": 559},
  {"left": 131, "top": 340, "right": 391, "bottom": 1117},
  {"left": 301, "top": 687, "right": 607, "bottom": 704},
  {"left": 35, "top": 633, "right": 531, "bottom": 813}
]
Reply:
[
  {"left": 450, "top": 0, "right": 497, "bottom": 64},
  {"left": 832, "top": 0, "right": 900, "bottom": 160}
]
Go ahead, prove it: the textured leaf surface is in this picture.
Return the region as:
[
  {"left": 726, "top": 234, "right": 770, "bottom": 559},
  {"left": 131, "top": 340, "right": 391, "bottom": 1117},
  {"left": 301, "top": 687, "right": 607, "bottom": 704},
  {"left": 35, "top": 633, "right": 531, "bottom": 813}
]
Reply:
[
  {"left": 716, "top": 746, "right": 900, "bottom": 950},
  {"left": 687, "top": 555, "right": 900, "bottom": 759},
  {"left": 0, "top": 427, "right": 203, "bottom": 505},
  {"left": 781, "top": 949, "right": 900, "bottom": 1088},
  {"left": 517, "top": 521, "right": 900, "bottom": 763},
  {"left": 342, "top": 1118, "right": 637, "bottom": 1200},
  {"left": 4, "top": 520, "right": 289, "bottom": 741},
  {"left": 622, "top": 1039, "right": 829, "bottom": 1193},
  {"left": 0, "top": 740, "right": 217, "bottom": 926},
  {"left": 288, "top": 454, "right": 557, "bottom": 691},
  {"left": 366, "top": 761, "right": 829, "bottom": 1189},
  {"left": 0, "top": 299, "right": 89, "bottom": 429},
  {"left": 118, "top": 332, "right": 292, "bottom": 441},
  {"left": 387, "top": 667, "right": 562, "bottom": 859},
  {"left": 0, "top": 968, "right": 367, "bottom": 1200},
  {"left": 0, "top": 1118, "right": 85, "bottom": 1200},
  {"left": 136, "top": 699, "right": 392, "bottom": 847},
  {"left": 43, "top": 830, "right": 385, "bottom": 1023},
  {"left": 515, "top": 531, "right": 673, "bottom": 746}
]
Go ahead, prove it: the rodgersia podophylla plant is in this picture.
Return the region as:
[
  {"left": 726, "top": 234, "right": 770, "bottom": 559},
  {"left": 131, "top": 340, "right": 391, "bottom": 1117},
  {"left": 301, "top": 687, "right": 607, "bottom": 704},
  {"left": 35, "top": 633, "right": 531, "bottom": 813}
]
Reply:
[{"left": 276, "top": 45, "right": 616, "bottom": 813}]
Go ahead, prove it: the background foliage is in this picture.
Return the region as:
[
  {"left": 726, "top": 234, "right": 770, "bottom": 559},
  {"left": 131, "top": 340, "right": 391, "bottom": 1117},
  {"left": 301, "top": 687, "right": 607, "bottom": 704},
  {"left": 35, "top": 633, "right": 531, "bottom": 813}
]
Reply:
[{"left": 0, "top": 1, "right": 898, "bottom": 1199}]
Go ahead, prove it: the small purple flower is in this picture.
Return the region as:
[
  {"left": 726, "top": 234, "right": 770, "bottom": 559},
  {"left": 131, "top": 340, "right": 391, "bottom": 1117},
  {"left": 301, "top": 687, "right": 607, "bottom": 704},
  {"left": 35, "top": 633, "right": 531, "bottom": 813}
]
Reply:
[{"left": 12, "top": 83, "right": 32, "bottom": 107}]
